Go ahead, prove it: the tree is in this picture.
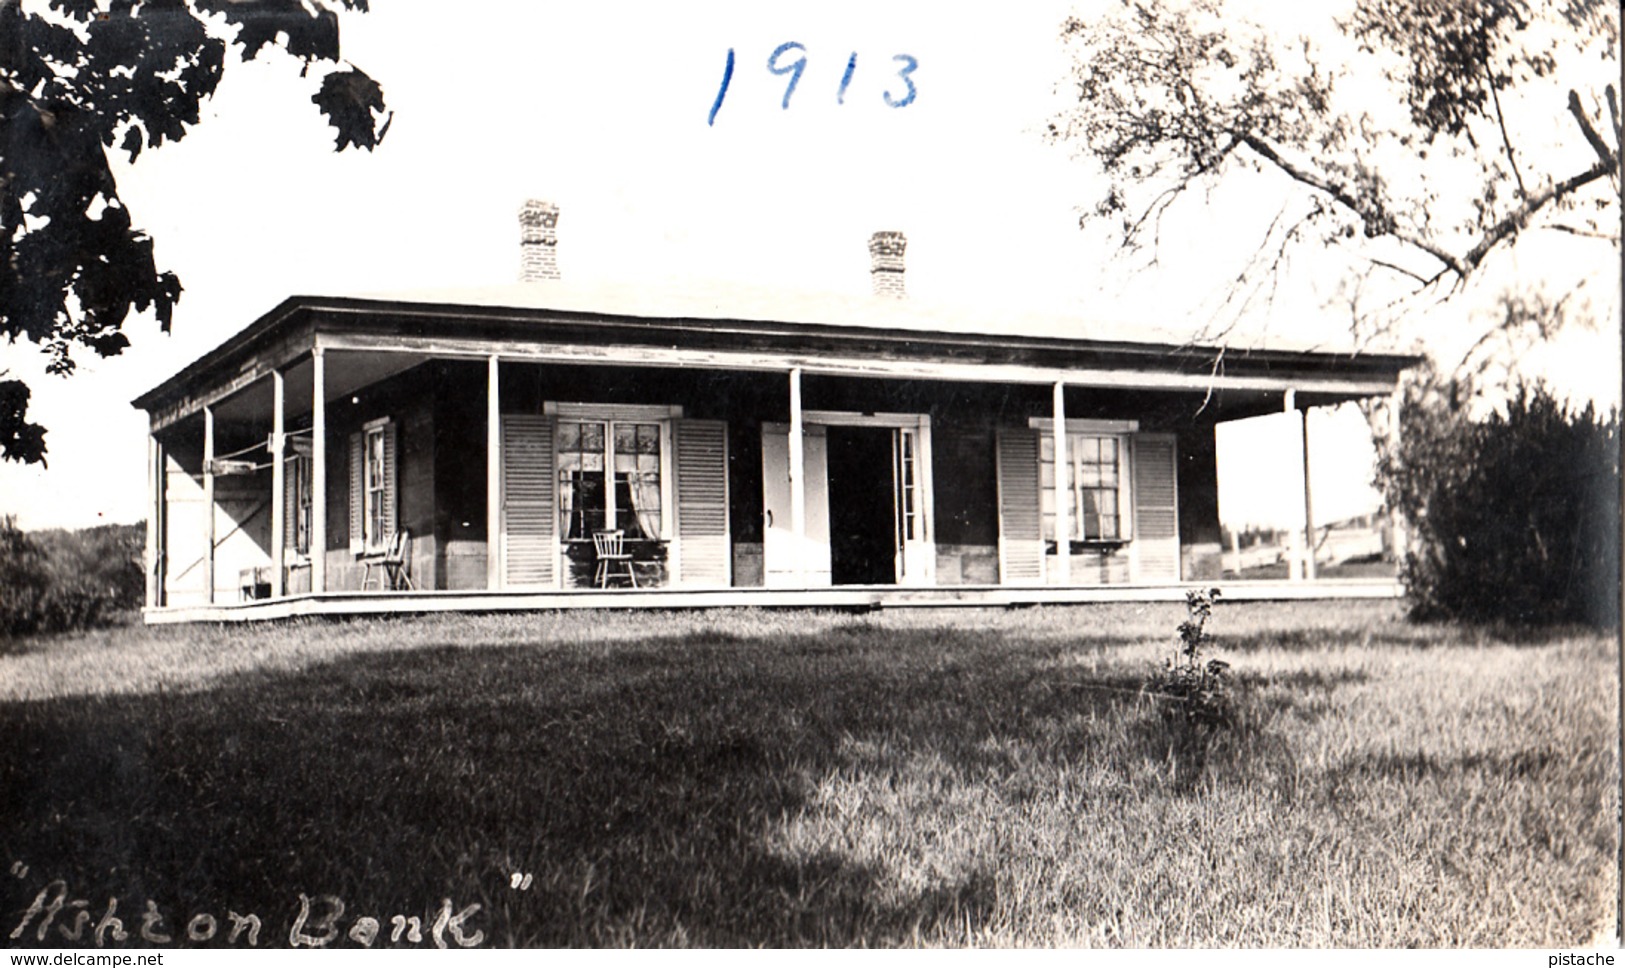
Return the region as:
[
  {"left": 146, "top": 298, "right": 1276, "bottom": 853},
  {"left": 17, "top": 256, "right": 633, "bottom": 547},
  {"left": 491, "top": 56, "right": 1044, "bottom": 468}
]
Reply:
[
  {"left": 1377, "top": 365, "right": 1620, "bottom": 627},
  {"left": 1050, "top": 0, "right": 1620, "bottom": 348},
  {"left": 0, "top": 0, "right": 390, "bottom": 465}
]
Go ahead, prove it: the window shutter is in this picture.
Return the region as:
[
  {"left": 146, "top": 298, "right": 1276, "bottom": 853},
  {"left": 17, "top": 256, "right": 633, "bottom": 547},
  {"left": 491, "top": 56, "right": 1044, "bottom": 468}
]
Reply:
[
  {"left": 501, "top": 414, "right": 556, "bottom": 587},
  {"left": 348, "top": 431, "right": 363, "bottom": 555},
  {"left": 996, "top": 429, "right": 1044, "bottom": 584},
  {"left": 283, "top": 456, "right": 299, "bottom": 553},
  {"left": 673, "top": 419, "right": 730, "bottom": 586},
  {"left": 382, "top": 420, "right": 398, "bottom": 540},
  {"left": 1131, "top": 433, "right": 1180, "bottom": 581}
]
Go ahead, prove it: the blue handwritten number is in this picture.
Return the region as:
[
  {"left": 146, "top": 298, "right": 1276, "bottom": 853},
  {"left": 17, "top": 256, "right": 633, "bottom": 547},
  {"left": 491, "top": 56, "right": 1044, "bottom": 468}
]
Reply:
[
  {"left": 883, "top": 54, "right": 918, "bottom": 108},
  {"left": 768, "top": 42, "right": 807, "bottom": 110},
  {"left": 837, "top": 52, "right": 857, "bottom": 105},
  {"left": 708, "top": 47, "right": 735, "bottom": 126}
]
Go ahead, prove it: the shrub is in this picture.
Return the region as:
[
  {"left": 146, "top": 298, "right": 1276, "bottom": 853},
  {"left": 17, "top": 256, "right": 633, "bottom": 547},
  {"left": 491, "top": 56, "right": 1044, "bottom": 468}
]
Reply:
[
  {"left": 0, "top": 517, "right": 145, "bottom": 638},
  {"left": 1379, "top": 370, "right": 1621, "bottom": 628},
  {"left": 1145, "top": 588, "right": 1234, "bottom": 775}
]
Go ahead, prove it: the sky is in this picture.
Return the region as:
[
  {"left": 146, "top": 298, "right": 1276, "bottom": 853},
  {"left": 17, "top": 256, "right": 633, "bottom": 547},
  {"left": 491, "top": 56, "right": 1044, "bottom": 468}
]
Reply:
[{"left": 0, "top": 0, "right": 1618, "bottom": 531}]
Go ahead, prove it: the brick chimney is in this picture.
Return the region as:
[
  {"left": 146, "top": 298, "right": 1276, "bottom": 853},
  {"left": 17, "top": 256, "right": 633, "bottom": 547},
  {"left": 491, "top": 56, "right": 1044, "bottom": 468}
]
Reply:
[
  {"left": 519, "top": 199, "right": 560, "bottom": 281},
  {"left": 868, "top": 231, "right": 906, "bottom": 298}
]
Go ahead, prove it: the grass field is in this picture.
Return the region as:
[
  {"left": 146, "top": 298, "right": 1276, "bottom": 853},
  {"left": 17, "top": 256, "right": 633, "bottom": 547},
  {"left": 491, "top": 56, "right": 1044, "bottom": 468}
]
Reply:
[{"left": 0, "top": 601, "right": 1616, "bottom": 947}]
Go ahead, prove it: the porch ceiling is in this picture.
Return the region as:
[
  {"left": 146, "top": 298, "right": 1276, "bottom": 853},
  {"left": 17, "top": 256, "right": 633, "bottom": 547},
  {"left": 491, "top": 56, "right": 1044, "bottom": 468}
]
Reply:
[
  {"left": 209, "top": 351, "right": 430, "bottom": 425},
  {"left": 134, "top": 292, "right": 1421, "bottom": 429}
]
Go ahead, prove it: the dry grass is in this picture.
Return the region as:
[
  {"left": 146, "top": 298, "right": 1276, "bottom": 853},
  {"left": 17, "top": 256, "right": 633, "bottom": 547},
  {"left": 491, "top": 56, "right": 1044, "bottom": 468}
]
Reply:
[{"left": 0, "top": 601, "right": 1615, "bottom": 947}]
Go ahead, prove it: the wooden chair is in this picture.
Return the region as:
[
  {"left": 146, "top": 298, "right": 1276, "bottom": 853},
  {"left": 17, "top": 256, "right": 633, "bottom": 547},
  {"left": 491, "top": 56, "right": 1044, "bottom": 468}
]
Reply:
[
  {"left": 361, "top": 529, "right": 414, "bottom": 591},
  {"left": 592, "top": 529, "right": 637, "bottom": 588}
]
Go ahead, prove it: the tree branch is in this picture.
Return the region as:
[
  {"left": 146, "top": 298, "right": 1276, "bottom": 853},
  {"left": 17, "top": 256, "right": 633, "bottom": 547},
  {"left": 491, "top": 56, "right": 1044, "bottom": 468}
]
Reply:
[
  {"left": 1235, "top": 132, "right": 1472, "bottom": 277},
  {"left": 1567, "top": 89, "right": 1619, "bottom": 170},
  {"left": 1368, "top": 258, "right": 1430, "bottom": 284},
  {"left": 1488, "top": 77, "right": 1527, "bottom": 200},
  {"left": 1461, "top": 162, "right": 1613, "bottom": 268}
]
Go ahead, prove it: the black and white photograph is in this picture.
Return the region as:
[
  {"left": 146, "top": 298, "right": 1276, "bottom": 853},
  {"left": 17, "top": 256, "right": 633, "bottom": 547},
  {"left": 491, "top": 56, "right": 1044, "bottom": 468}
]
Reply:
[{"left": 0, "top": 0, "right": 1619, "bottom": 950}]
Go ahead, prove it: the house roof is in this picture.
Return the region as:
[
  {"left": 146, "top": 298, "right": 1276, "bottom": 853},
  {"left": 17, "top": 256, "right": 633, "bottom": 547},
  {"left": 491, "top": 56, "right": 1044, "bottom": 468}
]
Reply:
[{"left": 131, "top": 280, "right": 1421, "bottom": 418}]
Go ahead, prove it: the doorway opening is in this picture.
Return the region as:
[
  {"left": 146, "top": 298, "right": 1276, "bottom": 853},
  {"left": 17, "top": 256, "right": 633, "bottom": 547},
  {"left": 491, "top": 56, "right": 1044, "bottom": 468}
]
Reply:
[{"left": 826, "top": 425, "right": 896, "bottom": 585}]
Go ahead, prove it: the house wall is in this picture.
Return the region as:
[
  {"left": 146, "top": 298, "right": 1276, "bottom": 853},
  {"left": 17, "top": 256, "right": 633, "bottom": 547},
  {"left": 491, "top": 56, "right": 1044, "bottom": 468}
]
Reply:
[
  {"left": 160, "top": 433, "right": 208, "bottom": 607},
  {"left": 499, "top": 363, "right": 784, "bottom": 589},
  {"left": 431, "top": 361, "right": 490, "bottom": 590},
  {"left": 298, "top": 361, "right": 1233, "bottom": 594},
  {"left": 321, "top": 365, "right": 439, "bottom": 591},
  {"left": 1174, "top": 423, "right": 1223, "bottom": 580},
  {"left": 930, "top": 419, "right": 1000, "bottom": 585}
]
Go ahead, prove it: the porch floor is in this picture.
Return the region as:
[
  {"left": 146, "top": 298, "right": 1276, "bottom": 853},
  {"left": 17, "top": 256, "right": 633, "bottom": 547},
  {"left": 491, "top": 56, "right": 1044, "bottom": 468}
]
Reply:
[{"left": 143, "top": 579, "right": 1402, "bottom": 624}]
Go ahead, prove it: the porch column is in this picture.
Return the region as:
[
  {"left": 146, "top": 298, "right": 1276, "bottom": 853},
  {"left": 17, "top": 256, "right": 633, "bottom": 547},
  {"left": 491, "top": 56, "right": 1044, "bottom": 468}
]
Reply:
[
  {"left": 1051, "top": 381, "right": 1070, "bottom": 585},
  {"left": 487, "top": 354, "right": 502, "bottom": 590},
  {"left": 310, "top": 348, "right": 328, "bottom": 594},
  {"left": 1284, "top": 389, "right": 1304, "bottom": 582},
  {"left": 788, "top": 367, "right": 806, "bottom": 584},
  {"left": 203, "top": 404, "right": 216, "bottom": 603},
  {"left": 270, "top": 369, "right": 286, "bottom": 597},
  {"left": 1387, "top": 387, "right": 1409, "bottom": 564},
  {"left": 1300, "top": 402, "right": 1317, "bottom": 581},
  {"left": 145, "top": 434, "right": 161, "bottom": 608}
]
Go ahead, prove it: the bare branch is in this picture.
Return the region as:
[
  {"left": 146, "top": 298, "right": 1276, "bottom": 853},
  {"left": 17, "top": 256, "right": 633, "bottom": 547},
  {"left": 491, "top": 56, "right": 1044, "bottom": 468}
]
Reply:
[
  {"left": 1567, "top": 89, "right": 1619, "bottom": 169},
  {"left": 1461, "top": 161, "right": 1613, "bottom": 268},
  {"left": 1235, "top": 133, "right": 1473, "bottom": 277},
  {"left": 1535, "top": 223, "right": 1620, "bottom": 241},
  {"left": 1488, "top": 78, "right": 1527, "bottom": 200},
  {"left": 1367, "top": 258, "right": 1431, "bottom": 284}
]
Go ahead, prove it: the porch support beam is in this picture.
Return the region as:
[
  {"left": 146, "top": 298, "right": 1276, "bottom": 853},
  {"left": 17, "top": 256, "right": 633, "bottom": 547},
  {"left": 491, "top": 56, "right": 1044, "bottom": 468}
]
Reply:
[
  {"left": 203, "top": 404, "right": 216, "bottom": 604},
  {"left": 1285, "top": 389, "right": 1304, "bottom": 582},
  {"left": 487, "top": 355, "right": 502, "bottom": 590},
  {"left": 789, "top": 367, "right": 806, "bottom": 585},
  {"left": 145, "top": 435, "right": 162, "bottom": 608},
  {"left": 1051, "top": 381, "right": 1070, "bottom": 586},
  {"left": 307, "top": 333, "right": 1404, "bottom": 400},
  {"left": 270, "top": 369, "right": 286, "bottom": 598},
  {"left": 311, "top": 348, "right": 328, "bottom": 594},
  {"left": 1387, "top": 387, "right": 1408, "bottom": 565},
  {"left": 1300, "top": 401, "right": 1317, "bottom": 581}
]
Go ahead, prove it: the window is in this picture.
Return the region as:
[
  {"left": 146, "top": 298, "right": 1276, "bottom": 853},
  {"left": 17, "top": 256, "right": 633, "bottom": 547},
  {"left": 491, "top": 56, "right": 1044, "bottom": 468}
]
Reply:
[
  {"left": 364, "top": 424, "right": 387, "bottom": 551},
  {"left": 557, "top": 419, "right": 664, "bottom": 540},
  {"left": 1040, "top": 433, "right": 1127, "bottom": 542},
  {"left": 292, "top": 454, "right": 312, "bottom": 555},
  {"left": 348, "top": 419, "right": 395, "bottom": 556}
]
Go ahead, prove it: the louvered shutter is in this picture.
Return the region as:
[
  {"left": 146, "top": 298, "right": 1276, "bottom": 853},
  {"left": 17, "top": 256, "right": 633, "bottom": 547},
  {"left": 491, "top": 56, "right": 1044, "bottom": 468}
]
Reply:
[
  {"left": 501, "top": 414, "right": 556, "bottom": 588},
  {"left": 673, "top": 419, "right": 730, "bottom": 586},
  {"left": 996, "top": 429, "right": 1044, "bottom": 585},
  {"left": 382, "top": 421, "right": 398, "bottom": 541},
  {"left": 348, "top": 431, "right": 363, "bottom": 555},
  {"left": 1131, "top": 433, "right": 1180, "bottom": 581},
  {"left": 283, "top": 456, "right": 299, "bottom": 553}
]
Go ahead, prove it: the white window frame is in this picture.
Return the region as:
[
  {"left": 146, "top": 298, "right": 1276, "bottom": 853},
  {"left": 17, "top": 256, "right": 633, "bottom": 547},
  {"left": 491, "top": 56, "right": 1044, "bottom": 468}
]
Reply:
[
  {"left": 293, "top": 453, "right": 313, "bottom": 557},
  {"left": 362, "top": 417, "right": 390, "bottom": 553},
  {"left": 546, "top": 403, "right": 681, "bottom": 541},
  {"left": 1030, "top": 418, "right": 1136, "bottom": 545}
]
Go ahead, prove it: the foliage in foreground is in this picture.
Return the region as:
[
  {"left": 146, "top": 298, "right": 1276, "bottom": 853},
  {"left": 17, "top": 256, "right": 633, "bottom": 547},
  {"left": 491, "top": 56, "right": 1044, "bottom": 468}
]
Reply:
[
  {"left": 1145, "top": 588, "right": 1236, "bottom": 779},
  {"left": 1052, "top": 0, "right": 1618, "bottom": 337},
  {"left": 0, "top": 603, "right": 1613, "bottom": 947},
  {"left": 0, "top": 518, "right": 143, "bottom": 639},
  {"left": 0, "top": 1, "right": 389, "bottom": 463},
  {"left": 1379, "top": 373, "right": 1621, "bottom": 627}
]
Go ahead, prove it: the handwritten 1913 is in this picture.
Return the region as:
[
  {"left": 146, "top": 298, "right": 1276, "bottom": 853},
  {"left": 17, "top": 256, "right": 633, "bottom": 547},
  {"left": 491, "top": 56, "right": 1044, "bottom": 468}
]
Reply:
[{"left": 708, "top": 43, "right": 918, "bottom": 125}]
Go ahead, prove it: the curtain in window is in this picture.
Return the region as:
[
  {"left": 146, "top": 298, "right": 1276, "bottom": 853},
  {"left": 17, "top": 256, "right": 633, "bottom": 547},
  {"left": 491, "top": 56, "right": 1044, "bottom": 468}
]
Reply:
[
  {"left": 559, "top": 472, "right": 576, "bottom": 538},
  {"left": 628, "top": 472, "right": 661, "bottom": 540},
  {"left": 616, "top": 423, "right": 662, "bottom": 540}
]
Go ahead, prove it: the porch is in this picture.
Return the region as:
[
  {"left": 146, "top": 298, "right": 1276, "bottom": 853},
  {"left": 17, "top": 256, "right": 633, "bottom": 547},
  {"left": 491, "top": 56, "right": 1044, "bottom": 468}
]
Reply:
[
  {"left": 133, "top": 293, "right": 1417, "bottom": 621},
  {"left": 140, "top": 577, "right": 1404, "bottom": 624}
]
